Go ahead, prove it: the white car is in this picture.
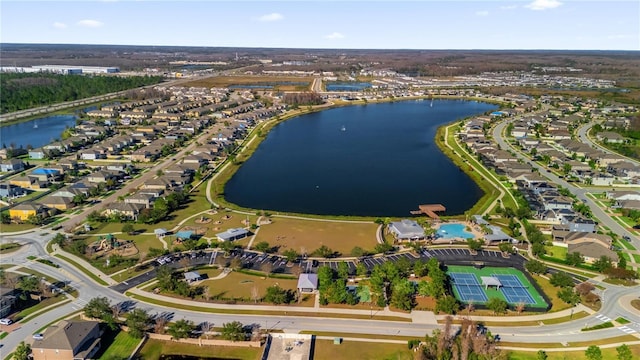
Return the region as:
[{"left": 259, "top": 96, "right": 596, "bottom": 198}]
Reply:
[
  {"left": 33, "top": 333, "right": 44, "bottom": 340},
  {"left": 0, "top": 319, "right": 12, "bottom": 325}
]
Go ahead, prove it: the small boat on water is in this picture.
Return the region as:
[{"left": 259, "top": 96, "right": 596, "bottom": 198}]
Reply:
[
  {"left": 341, "top": 125, "right": 346, "bottom": 131},
  {"left": 33, "top": 123, "right": 38, "bottom": 128}
]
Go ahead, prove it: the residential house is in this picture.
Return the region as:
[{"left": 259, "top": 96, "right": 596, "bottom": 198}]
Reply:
[
  {"left": 568, "top": 242, "right": 619, "bottom": 265},
  {"left": 0, "top": 287, "right": 18, "bottom": 318},
  {"left": 606, "top": 190, "right": 640, "bottom": 201},
  {"left": 41, "top": 196, "right": 74, "bottom": 211},
  {"left": 0, "top": 159, "right": 25, "bottom": 172},
  {"left": 103, "top": 202, "right": 145, "bottom": 221},
  {"left": 31, "top": 320, "right": 102, "bottom": 360},
  {"left": 9, "top": 176, "right": 46, "bottom": 190},
  {"left": 595, "top": 131, "right": 625, "bottom": 144},
  {"left": 124, "top": 193, "right": 156, "bottom": 208},
  {"left": 9, "top": 202, "right": 49, "bottom": 221},
  {"left": 0, "top": 183, "right": 26, "bottom": 198},
  {"left": 29, "top": 149, "right": 46, "bottom": 160},
  {"left": 615, "top": 199, "right": 640, "bottom": 211}
]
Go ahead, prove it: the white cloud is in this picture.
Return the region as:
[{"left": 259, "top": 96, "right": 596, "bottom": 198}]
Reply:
[
  {"left": 476, "top": 10, "right": 489, "bottom": 16},
  {"left": 500, "top": 5, "right": 518, "bottom": 10},
  {"left": 258, "top": 13, "right": 283, "bottom": 22},
  {"left": 324, "top": 32, "right": 345, "bottom": 40},
  {"left": 77, "top": 19, "right": 104, "bottom": 28},
  {"left": 525, "top": 0, "right": 563, "bottom": 11},
  {"left": 53, "top": 22, "right": 68, "bottom": 29}
]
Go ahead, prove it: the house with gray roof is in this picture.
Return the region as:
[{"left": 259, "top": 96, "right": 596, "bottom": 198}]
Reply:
[
  {"left": 216, "top": 228, "right": 250, "bottom": 242},
  {"left": 388, "top": 219, "right": 425, "bottom": 241},
  {"left": 32, "top": 320, "right": 102, "bottom": 360}
]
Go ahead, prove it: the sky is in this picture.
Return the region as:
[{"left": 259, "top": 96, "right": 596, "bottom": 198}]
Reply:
[{"left": 1, "top": 0, "right": 638, "bottom": 50}]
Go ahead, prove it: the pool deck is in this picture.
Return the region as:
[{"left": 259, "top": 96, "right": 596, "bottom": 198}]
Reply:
[{"left": 434, "top": 221, "right": 484, "bottom": 242}]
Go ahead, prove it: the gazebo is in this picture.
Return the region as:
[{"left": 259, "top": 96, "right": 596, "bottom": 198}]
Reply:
[{"left": 480, "top": 276, "right": 502, "bottom": 290}]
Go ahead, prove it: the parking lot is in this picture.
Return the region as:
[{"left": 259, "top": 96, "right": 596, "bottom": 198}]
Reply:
[{"left": 111, "top": 247, "right": 525, "bottom": 293}]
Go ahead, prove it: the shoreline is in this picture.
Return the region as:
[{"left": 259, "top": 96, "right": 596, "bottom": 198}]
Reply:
[{"left": 212, "top": 95, "right": 507, "bottom": 220}]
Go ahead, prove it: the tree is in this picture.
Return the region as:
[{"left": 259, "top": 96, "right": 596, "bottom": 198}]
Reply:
[
  {"left": 254, "top": 241, "right": 270, "bottom": 253},
  {"left": 313, "top": 245, "right": 335, "bottom": 258},
  {"left": 565, "top": 251, "right": 584, "bottom": 266},
  {"left": 486, "top": 297, "right": 508, "bottom": 314},
  {"left": 350, "top": 246, "right": 366, "bottom": 257},
  {"left": 585, "top": 345, "right": 602, "bottom": 360},
  {"left": 337, "top": 262, "right": 350, "bottom": 280},
  {"left": 616, "top": 344, "right": 633, "bottom": 360},
  {"left": 283, "top": 249, "right": 298, "bottom": 262},
  {"left": 435, "top": 295, "right": 458, "bottom": 314},
  {"left": 167, "top": 319, "right": 195, "bottom": 340},
  {"left": 557, "top": 287, "right": 581, "bottom": 305},
  {"left": 84, "top": 296, "right": 112, "bottom": 320},
  {"left": 126, "top": 308, "right": 151, "bottom": 339},
  {"left": 390, "top": 279, "right": 415, "bottom": 311},
  {"left": 592, "top": 256, "right": 613, "bottom": 273},
  {"left": 525, "top": 259, "right": 547, "bottom": 274},
  {"left": 537, "top": 350, "right": 548, "bottom": 360},
  {"left": 550, "top": 272, "right": 574, "bottom": 288},
  {"left": 264, "top": 285, "right": 289, "bottom": 305},
  {"left": 122, "top": 223, "right": 135, "bottom": 235},
  {"left": 19, "top": 275, "right": 39, "bottom": 296},
  {"left": 221, "top": 321, "right": 246, "bottom": 341},
  {"left": 498, "top": 242, "right": 513, "bottom": 254},
  {"left": 467, "top": 238, "right": 482, "bottom": 251},
  {"left": 356, "top": 262, "right": 368, "bottom": 277},
  {"left": 14, "top": 341, "right": 32, "bottom": 360},
  {"left": 574, "top": 282, "right": 595, "bottom": 296}
]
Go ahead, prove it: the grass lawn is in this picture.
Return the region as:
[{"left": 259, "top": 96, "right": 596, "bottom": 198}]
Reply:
[
  {"left": 98, "top": 331, "right": 140, "bottom": 360},
  {"left": 531, "top": 275, "right": 572, "bottom": 312},
  {"left": 0, "top": 223, "right": 37, "bottom": 232},
  {"left": 0, "top": 243, "right": 22, "bottom": 254},
  {"left": 254, "top": 217, "right": 378, "bottom": 256},
  {"left": 545, "top": 245, "right": 567, "bottom": 260},
  {"left": 14, "top": 295, "right": 70, "bottom": 322},
  {"left": 313, "top": 339, "right": 413, "bottom": 360},
  {"left": 200, "top": 271, "right": 314, "bottom": 306},
  {"left": 506, "top": 346, "right": 640, "bottom": 360},
  {"left": 138, "top": 338, "right": 262, "bottom": 360},
  {"left": 618, "top": 216, "right": 637, "bottom": 227}
]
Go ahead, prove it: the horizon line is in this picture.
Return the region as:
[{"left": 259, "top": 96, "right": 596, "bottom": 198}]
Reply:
[{"left": 1, "top": 42, "right": 638, "bottom": 52}]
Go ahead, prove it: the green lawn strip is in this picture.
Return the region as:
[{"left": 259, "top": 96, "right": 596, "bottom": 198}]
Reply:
[
  {"left": 299, "top": 331, "right": 416, "bottom": 341},
  {"left": 313, "top": 339, "right": 413, "bottom": 360},
  {"left": 126, "top": 292, "right": 410, "bottom": 321},
  {"left": 98, "top": 331, "right": 141, "bottom": 360},
  {"left": 581, "top": 321, "right": 614, "bottom": 331},
  {"left": 13, "top": 267, "right": 77, "bottom": 297},
  {"left": 138, "top": 338, "right": 262, "bottom": 360},
  {"left": 0, "top": 332, "right": 7, "bottom": 339},
  {"left": 540, "top": 311, "right": 589, "bottom": 325},
  {"left": 15, "top": 298, "right": 72, "bottom": 323},
  {"left": 505, "top": 348, "right": 638, "bottom": 360},
  {"left": 438, "top": 123, "right": 510, "bottom": 213},
  {"left": 53, "top": 254, "right": 109, "bottom": 286},
  {"left": 0, "top": 243, "right": 22, "bottom": 254},
  {"left": 544, "top": 245, "right": 567, "bottom": 260},
  {"left": 615, "top": 317, "right": 630, "bottom": 324},
  {"left": 618, "top": 216, "right": 636, "bottom": 227},
  {"left": 498, "top": 335, "right": 638, "bottom": 349},
  {"left": 603, "top": 278, "right": 637, "bottom": 286}
]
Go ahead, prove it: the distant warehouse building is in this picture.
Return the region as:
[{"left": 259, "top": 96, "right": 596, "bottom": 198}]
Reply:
[{"left": 1, "top": 65, "right": 120, "bottom": 75}]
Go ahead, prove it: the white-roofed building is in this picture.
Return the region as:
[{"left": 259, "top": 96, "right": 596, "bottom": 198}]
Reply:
[{"left": 388, "top": 219, "right": 425, "bottom": 241}]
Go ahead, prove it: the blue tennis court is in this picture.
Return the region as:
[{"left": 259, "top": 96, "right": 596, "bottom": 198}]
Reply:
[
  {"left": 450, "top": 273, "right": 488, "bottom": 302},
  {"left": 493, "top": 274, "right": 535, "bottom": 304}
]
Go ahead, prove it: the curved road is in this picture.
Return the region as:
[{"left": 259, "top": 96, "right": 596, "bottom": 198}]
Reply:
[{"left": 1, "top": 230, "right": 639, "bottom": 355}]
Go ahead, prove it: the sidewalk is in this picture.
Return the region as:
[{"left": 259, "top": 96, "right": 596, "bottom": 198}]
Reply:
[
  {"left": 51, "top": 244, "right": 117, "bottom": 286},
  {"left": 435, "top": 304, "right": 595, "bottom": 323}
]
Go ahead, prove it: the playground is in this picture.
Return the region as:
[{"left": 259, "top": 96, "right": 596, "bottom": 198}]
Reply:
[
  {"left": 89, "top": 234, "right": 139, "bottom": 258},
  {"left": 446, "top": 265, "right": 548, "bottom": 310}
]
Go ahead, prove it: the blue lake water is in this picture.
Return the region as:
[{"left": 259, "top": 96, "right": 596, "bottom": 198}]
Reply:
[
  {"left": 326, "top": 82, "right": 372, "bottom": 91},
  {"left": 0, "top": 114, "right": 78, "bottom": 149},
  {"left": 224, "top": 100, "right": 497, "bottom": 216}
]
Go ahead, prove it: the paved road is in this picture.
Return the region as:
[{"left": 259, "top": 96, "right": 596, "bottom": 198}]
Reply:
[
  {"left": 576, "top": 123, "right": 640, "bottom": 167},
  {"left": 493, "top": 121, "right": 640, "bottom": 254}
]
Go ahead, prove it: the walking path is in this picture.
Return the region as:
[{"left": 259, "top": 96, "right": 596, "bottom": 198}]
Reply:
[{"left": 50, "top": 244, "right": 117, "bottom": 286}]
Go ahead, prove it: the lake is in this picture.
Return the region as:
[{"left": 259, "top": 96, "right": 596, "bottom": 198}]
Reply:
[
  {"left": 224, "top": 99, "right": 497, "bottom": 217},
  {"left": 0, "top": 114, "right": 78, "bottom": 149},
  {"left": 325, "top": 82, "right": 372, "bottom": 91}
]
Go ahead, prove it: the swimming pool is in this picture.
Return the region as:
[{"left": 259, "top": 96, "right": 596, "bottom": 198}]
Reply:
[{"left": 437, "top": 223, "right": 474, "bottom": 239}]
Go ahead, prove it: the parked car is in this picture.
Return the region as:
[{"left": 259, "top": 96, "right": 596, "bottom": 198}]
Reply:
[
  {"left": 33, "top": 333, "right": 44, "bottom": 340},
  {"left": 0, "top": 318, "right": 12, "bottom": 325}
]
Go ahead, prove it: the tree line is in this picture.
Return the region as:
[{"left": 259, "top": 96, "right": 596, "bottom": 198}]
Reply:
[{"left": 1, "top": 73, "right": 163, "bottom": 113}]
